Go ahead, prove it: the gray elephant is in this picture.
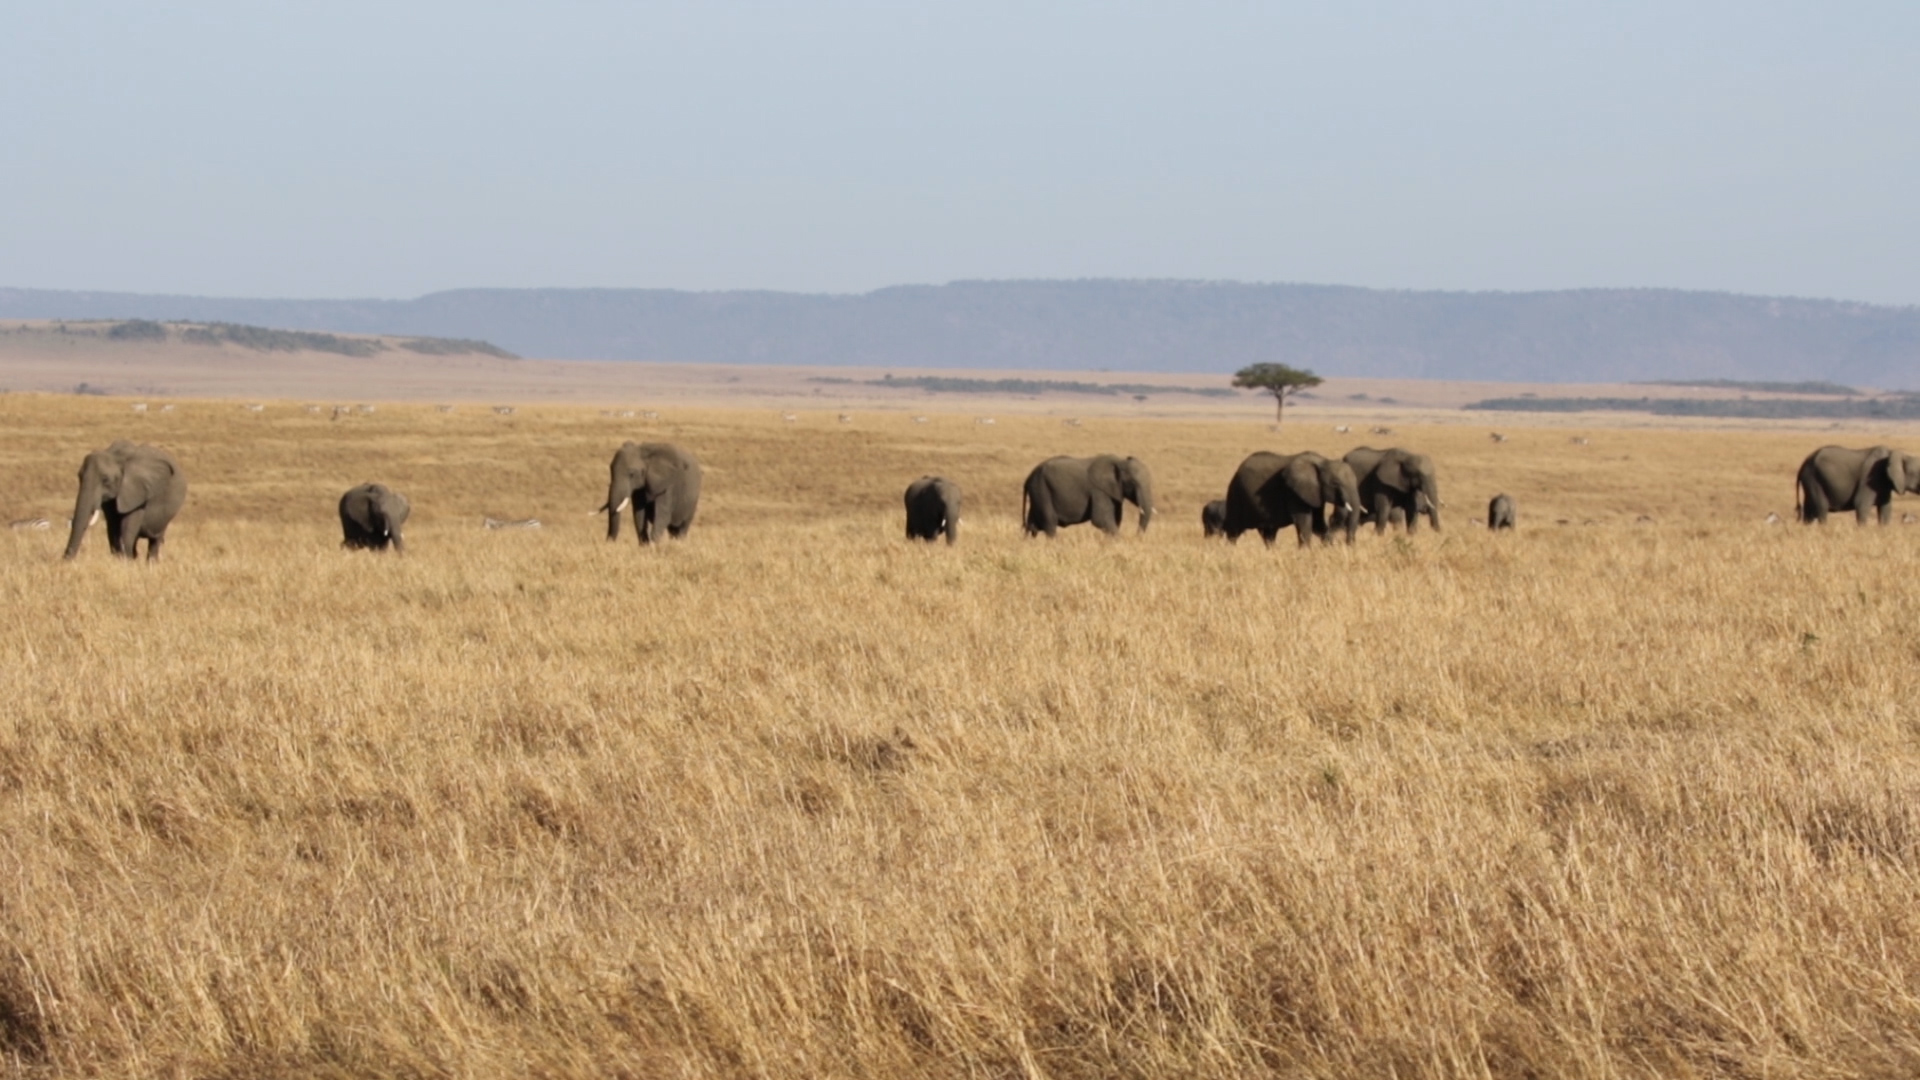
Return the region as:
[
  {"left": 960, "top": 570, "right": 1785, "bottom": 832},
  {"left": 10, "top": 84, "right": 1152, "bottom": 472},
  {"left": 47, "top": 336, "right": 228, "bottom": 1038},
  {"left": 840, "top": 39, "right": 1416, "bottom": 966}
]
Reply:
[
  {"left": 1796, "top": 445, "right": 1920, "bottom": 524},
  {"left": 63, "top": 440, "right": 187, "bottom": 561},
  {"left": 1343, "top": 446, "right": 1442, "bottom": 532},
  {"left": 1022, "top": 455, "right": 1154, "bottom": 537},
  {"left": 904, "top": 476, "right": 961, "bottom": 544},
  {"left": 1222, "top": 451, "right": 1360, "bottom": 546},
  {"left": 1488, "top": 493, "right": 1516, "bottom": 530},
  {"left": 339, "top": 483, "right": 411, "bottom": 552},
  {"left": 602, "top": 442, "right": 703, "bottom": 543},
  {"left": 1201, "top": 499, "right": 1227, "bottom": 538}
]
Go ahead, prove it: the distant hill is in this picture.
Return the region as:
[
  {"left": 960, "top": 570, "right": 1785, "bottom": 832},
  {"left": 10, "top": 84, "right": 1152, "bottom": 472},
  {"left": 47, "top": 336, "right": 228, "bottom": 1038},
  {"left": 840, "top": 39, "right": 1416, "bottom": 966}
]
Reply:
[{"left": 4, "top": 281, "right": 1917, "bottom": 388}]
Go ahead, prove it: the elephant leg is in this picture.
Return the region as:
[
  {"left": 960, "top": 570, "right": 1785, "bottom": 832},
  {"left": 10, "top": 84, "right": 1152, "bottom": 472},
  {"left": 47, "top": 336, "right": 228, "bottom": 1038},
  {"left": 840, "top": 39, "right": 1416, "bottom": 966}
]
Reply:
[
  {"left": 145, "top": 531, "right": 166, "bottom": 562},
  {"left": 1370, "top": 493, "right": 1392, "bottom": 533},
  {"left": 389, "top": 532, "right": 404, "bottom": 555},
  {"left": 1403, "top": 497, "right": 1421, "bottom": 534},
  {"left": 1855, "top": 497, "right": 1875, "bottom": 526},
  {"left": 113, "top": 509, "right": 144, "bottom": 558},
  {"left": 1089, "top": 496, "right": 1120, "bottom": 535},
  {"left": 1292, "top": 511, "right": 1314, "bottom": 546},
  {"left": 1878, "top": 500, "right": 1895, "bottom": 526},
  {"left": 1258, "top": 527, "right": 1277, "bottom": 546},
  {"left": 1224, "top": 527, "right": 1242, "bottom": 544}
]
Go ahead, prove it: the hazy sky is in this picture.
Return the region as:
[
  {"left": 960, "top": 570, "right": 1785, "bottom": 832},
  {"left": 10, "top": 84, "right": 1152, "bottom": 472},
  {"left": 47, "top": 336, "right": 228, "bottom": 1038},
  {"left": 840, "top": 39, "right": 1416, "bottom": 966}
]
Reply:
[{"left": 3, "top": 2, "right": 1916, "bottom": 303}]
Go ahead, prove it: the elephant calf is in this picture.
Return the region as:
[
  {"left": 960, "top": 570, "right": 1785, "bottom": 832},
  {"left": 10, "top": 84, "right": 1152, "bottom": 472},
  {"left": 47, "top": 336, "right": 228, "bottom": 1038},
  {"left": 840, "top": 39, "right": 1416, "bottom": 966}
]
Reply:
[
  {"left": 63, "top": 440, "right": 187, "bottom": 561},
  {"left": 340, "top": 483, "right": 411, "bottom": 552},
  {"left": 904, "top": 476, "right": 961, "bottom": 544},
  {"left": 1201, "top": 499, "right": 1227, "bottom": 538},
  {"left": 1488, "top": 493, "right": 1516, "bottom": 530}
]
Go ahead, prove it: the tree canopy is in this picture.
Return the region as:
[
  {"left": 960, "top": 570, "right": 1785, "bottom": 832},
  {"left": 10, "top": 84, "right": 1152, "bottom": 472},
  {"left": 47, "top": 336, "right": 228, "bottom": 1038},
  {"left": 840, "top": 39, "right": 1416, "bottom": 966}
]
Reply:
[{"left": 1232, "top": 363, "right": 1323, "bottom": 424}]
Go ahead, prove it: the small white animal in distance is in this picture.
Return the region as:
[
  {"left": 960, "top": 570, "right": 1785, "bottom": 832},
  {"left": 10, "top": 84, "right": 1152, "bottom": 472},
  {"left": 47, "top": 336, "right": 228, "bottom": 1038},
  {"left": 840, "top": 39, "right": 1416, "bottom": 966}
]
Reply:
[
  {"left": 159, "top": 404, "right": 175, "bottom": 412},
  {"left": 912, "top": 416, "right": 928, "bottom": 424},
  {"left": 1063, "top": 418, "right": 1082, "bottom": 427},
  {"left": 243, "top": 404, "right": 264, "bottom": 413},
  {"left": 356, "top": 404, "right": 375, "bottom": 415},
  {"left": 131, "top": 403, "right": 148, "bottom": 413},
  {"left": 482, "top": 516, "right": 541, "bottom": 529},
  {"left": 1570, "top": 436, "right": 1590, "bottom": 446},
  {"left": 976, "top": 416, "right": 996, "bottom": 425},
  {"left": 436, "top": 404, "right": 455, "bottom": 413},
  {"left": 1369, "top": 426, "right": 1394, "bottom": 435},
  {"left": 1765, "top": 512, "right": 1783, "bottom": 525},
  {"left": 1333, "top": 425, "right": 1350, "bottom": 433},
  {"left": 493, "top": 406, "right": 516, "bottom": 415},
  {"left": 303, "top": 404, "right": 321, "bottom": 414},
  {"left": 782, "top": 412, "right": 799, "bottom": 422},
  {"left": 838, "top": 413, "right": 853, "bottom": 423},
  {"left": 8, "top": 518, "right": 51, "bottom": 531},
  {"left": 642, "top": 410, "right": 659, "bottom": 420},
  {"left": 1903, "top": 512, "right": 1918, "bottom": 524}
]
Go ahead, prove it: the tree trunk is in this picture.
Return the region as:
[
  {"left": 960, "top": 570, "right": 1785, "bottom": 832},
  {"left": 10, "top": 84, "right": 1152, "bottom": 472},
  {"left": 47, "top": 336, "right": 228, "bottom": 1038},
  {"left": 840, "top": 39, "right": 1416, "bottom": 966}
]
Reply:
[{"left": 1274, "top": 391, "right": 1285, "bottom": 425}]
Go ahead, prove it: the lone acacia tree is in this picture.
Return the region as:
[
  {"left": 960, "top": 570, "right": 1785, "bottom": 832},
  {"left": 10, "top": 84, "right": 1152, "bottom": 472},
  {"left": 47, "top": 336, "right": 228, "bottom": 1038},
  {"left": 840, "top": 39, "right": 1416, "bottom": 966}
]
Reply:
[{"left": 1232, "top": 363, "right": 1323, "bottom": 425}]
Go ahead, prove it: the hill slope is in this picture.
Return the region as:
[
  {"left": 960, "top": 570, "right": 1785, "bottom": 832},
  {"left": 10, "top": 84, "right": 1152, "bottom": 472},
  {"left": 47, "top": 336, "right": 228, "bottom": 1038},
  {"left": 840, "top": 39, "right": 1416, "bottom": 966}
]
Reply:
[{"left": 4, "top": 281, "right": 1917, "bottom": 388}]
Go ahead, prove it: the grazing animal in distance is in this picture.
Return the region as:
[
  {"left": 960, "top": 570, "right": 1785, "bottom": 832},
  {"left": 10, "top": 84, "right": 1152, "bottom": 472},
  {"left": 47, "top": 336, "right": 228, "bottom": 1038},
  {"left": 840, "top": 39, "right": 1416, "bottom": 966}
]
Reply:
[
  {"left": 1765, "top": 512, "right": 1783, "bottom": 525},
  {"left": 977, "top": 417, "right": 996, "bottom": 426},
  {"left": 303, "top": 404, "right": 321, "bottom": 415},
  {"left": 782, "top": 412, "right": 798, "bottom": 422},
  {"left": 1063, "top": 418, "right": 1082, "bottom": 427},
  {"left": 63, "top": 441, "right": 187, "bottom": 561},
  {"left": 130, "top": 403, "right": 147, "bottom": 414},
  {"left": 642, "top": 410, "right": 659, "bottom": 420},
  {"left": 1333, "top": 425, "right": 1351, "bottom": 433},
  {"left": 1489, "top": 432, "right": 1507, "bottom": 443},
  {"left": 1635, "top": 515, "right": 1655, "bottom": 525},
  {"left": 1905, "top": 512, "right": 1919, "bottom": 524},
  {"left": 912, "top": 416, "right": 928, "bottom": 424},
  {"left": 1570, "top": 436, "right": 1590, "bottom": 446},
  {"left": 159, "top": 404, "right": 174, "bottom": 412},
  {"left": 1487, "top": 493, "right": 1516, "bottom": 530},
  {"left": 904, "top": 476, "right": 962, "bottom": 545},
  {"left": 331, "top": 405, "right": 350, "bottom": 420},
  {"left": 243, "top": 404, "right": 264, "bottom": 414},
  {"left": 339, "top": 483, "right": 410, "bottom": 553},
  {"left": 9, "top": 518, "right": 52, "bottom": 531},
  {"left": 483, "top": 516, "right": 541, "bottom": 530},
  {"left": 492, "top": 406, "right": 515, "bottom": 416},
  {"left": 838, "top": 413, "right": 853, "bottom": 424},
  {"left": 1369, "top": 426, "right": 1394, "bottom": 435},
  {"left": 436, "top": 404, "right": 455, "bottom": 413},
  {"left": 356, "top": 404, "right": 375, "bottom": 415}
]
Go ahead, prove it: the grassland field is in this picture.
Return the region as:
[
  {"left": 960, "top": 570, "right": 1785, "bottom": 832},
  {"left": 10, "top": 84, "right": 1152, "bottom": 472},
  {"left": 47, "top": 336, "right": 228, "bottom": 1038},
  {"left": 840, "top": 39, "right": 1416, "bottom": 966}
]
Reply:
[{"left": 3, "top": 393, "right": 1920, "bottom": 1078}]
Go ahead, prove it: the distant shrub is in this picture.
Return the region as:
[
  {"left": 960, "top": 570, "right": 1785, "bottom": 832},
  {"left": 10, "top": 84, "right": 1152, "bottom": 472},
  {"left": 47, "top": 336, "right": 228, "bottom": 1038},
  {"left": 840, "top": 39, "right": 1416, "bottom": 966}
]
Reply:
[
  {"left": 72, "top": 382, "right": 108, "bottom": 396},
  {"left": 107, "top": 320, "right": 168, "bottom": 342},
  {"left": 172, "top": 322, "right": 383, "bottom": 357},
  {"left": 398, "top": 337, "right": 519, "bottom": 359}
]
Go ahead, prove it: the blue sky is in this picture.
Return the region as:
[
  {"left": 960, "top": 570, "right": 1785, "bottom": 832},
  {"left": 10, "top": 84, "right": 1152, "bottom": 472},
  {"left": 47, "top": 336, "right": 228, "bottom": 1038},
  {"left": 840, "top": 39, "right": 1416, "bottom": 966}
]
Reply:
[{"left": 3, "top": 2, "right": 1915, "bottom": 302}]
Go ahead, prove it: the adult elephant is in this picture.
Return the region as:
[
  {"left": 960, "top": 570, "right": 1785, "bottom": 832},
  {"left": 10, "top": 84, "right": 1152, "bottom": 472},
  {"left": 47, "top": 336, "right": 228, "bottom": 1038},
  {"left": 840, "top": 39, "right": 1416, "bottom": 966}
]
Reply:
[
  {"left": 1222, "top": 451, "right": 1360, "bottom": 546},
  {"left": 1022, "top": 455, "right": 1154, "bottom": 537},
  {"left": 904, "top": 476, "right": 961, "bottom": 544},
  {"left": 339, "top": 483, "right": 411, "bottom": 552},
  {"left": 1796, "top": 445, "right": 1920, "bottom": 524},
  {"left": 602, "top": 442, "right": 702, "bottom": 544},
  {"left": 63, "top": 441, "right": 187, "bottom": 561},
  {"left": 1343, "top": 446, "right": 1442, "bottom": 533},
  {"left": 1201, "top": 499, "right": 1228, "bottom": 538}
]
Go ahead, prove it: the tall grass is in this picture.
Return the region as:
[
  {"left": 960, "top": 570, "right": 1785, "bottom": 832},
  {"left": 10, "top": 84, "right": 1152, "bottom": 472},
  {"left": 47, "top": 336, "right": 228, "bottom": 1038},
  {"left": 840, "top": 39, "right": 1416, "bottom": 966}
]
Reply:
[{"left": 2, "top": 396, "right": 1918, "bottom": 1077}]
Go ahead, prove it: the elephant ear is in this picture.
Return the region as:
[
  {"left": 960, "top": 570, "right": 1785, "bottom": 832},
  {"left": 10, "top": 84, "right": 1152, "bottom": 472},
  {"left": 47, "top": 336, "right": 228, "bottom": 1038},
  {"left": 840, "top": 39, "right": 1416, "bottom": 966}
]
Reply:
[
  {"left": 1088, "top": 458, "right": 1125, "bottom": 502},
  {"left": 115, "top": 454, "right": 171, "bottom": 514},
  {"left": 1374, "top": 453, "right": 1408, "bottom": 489}
]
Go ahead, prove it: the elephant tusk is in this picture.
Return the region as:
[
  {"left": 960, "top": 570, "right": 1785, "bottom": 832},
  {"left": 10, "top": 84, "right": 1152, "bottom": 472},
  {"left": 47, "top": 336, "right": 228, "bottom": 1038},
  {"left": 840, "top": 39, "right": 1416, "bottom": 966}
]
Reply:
[
  {"left": 614, "top": 496, "right": 631, "bottom": 513},
  {"left": 88, "top": 509, "right": 101, "bottom": 527}
]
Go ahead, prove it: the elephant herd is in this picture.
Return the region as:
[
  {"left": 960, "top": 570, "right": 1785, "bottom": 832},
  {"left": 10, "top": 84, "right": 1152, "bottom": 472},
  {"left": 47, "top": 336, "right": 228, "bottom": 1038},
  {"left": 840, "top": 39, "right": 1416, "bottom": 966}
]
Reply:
[{"left": 45, "top": 436, "right": 1920, "bottom": 562}]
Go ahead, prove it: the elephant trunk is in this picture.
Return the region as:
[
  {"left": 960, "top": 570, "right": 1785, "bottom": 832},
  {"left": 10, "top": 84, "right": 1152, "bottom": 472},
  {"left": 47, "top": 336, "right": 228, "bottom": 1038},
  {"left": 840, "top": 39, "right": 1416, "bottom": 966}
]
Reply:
[
  {"left": 63, "top": 475, "right": 100, "bottom": 560},
  {"left": 1134, "top": 484, "right": 1155, "bottom": 534},
  {"left": 1423, "top": 483, "right": 1443, "bottom": 531},
  {"left": 605, "top": 477, "right": 631, "bottom": 541}
]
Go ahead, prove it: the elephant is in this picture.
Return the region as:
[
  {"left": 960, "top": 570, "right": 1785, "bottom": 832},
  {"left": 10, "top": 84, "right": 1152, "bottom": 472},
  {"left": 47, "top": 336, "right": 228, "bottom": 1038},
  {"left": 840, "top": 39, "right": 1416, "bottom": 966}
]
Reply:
[
  {"left": 904, "top": 476, "right": 961, "bottom": 544},
  {"left": 1796, "top": 445, "right": 1920, "bottom": 524},
  {"left": 602, "top": 442, "right": 702, "bottom": 544},
  {"left": 63, "top": 440, "right": 187, "bottom": 561},
  {"left": 1488, "top": 493, "right": 1516, "bottom": 530},
  {"left": 1221, "top": 451, "right": 1361, "bottom": 546},
  {"left": 1343, "top": 446, "right": 1442, "bottom": 533},
  {"left": 339, "top": 483, "right": 411, "bottom": 552},
  {"left": 1022, "top": 455, "right": 1154, "bottom": 537},
  {"left": 1201, "top": 499, "right": 1228, "bottom": 538}
]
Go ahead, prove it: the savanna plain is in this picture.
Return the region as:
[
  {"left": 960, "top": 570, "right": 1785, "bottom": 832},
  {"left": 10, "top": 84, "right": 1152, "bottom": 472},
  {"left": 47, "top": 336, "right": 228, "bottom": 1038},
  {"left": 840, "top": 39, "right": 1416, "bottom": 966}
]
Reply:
[{"left": 4, "top": 393, "right": 1920, "bottom": 1079}]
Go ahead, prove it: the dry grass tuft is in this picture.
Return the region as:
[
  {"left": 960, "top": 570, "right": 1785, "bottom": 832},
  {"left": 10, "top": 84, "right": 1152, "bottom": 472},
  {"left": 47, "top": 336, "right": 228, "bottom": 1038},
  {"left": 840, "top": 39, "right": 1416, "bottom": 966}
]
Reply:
[{"left": 2, "top": 394, "right": 1920, "bottom": 1077}]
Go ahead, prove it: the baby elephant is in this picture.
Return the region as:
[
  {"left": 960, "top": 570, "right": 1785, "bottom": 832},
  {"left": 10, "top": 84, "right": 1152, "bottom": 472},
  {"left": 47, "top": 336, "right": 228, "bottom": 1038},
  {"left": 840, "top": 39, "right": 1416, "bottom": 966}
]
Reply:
[
  {"left": 1201, "top": 499, "right": 1227, "bottom": 538},
  {"left": 340, "top": 483, "right": 411, "bottom": 552},
  {"left": 1487, "top": 493, "right": 1516, "bottom": 530},
  {"left": 904, "top": 476, "right": 961, "bottom": 544}
]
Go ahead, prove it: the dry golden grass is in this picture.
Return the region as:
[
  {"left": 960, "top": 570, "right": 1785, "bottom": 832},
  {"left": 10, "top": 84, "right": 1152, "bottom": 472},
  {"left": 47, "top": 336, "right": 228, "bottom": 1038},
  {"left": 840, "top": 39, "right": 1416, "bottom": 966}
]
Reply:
[{"left": 3, "top": 394, "right": 1920, "bottom": 1078}]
